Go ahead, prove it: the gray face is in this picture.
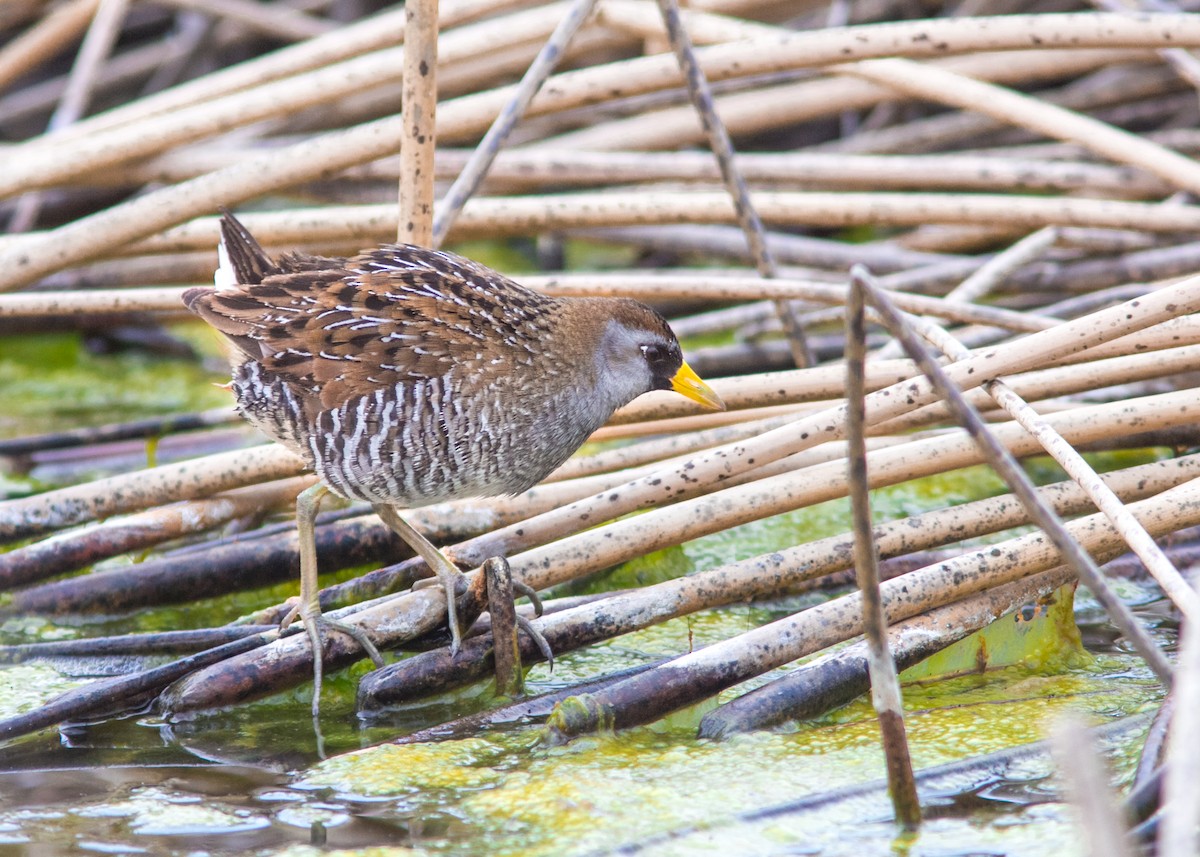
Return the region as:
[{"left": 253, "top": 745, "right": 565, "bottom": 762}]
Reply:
[{"left": 590, "top": 317, "right": 683, "bottom": 414}]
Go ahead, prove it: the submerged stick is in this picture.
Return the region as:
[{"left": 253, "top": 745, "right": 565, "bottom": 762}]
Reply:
[
  {"left": 0, "top": 626, "right": 275, "bottom": 661},
  {"left": 7, "top": 512, "right": 407, "bottom": 615},
  {"left": 698, "top": 568, "right": 1073, "bottom": 739},
  {"left": 541, "top": 473, "right": 1200, "bottom": 741},
  {"left": 0, "top": 407, "right": 237, "bottom": 457},
  {"left": 0, "top": 630, "right": 277, "bottom": 742}
]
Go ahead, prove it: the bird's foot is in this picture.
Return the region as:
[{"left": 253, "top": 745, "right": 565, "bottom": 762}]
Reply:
[
  {"left": 411, "top": 558, "right": 551, "bottom": 665},
  {"left": 280, "top": 607, "right": 385, "bottom": 719},
  {"left": 510, "top": 579, "right": 553, "bottom": 668}
]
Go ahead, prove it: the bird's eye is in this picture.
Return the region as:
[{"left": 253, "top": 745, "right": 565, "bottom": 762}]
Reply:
[
  {"left": 640, "top": 344, "right": 667, "bottom": 366},
  {"left": 640, "top": 341, "right": 682, "bottom": 382}
]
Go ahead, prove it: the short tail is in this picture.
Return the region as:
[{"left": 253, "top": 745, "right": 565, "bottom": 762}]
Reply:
[{"left": 216, "top": 209, "right": 279, "bottom": 289}]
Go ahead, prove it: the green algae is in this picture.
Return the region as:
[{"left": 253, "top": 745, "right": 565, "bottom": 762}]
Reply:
[
  {"left": 276, "top": 844, "right": 422, "bottom": 849},
  {"left": 75, "top": 785, "right": 272, "bottom": 835},
  {"left": 302, "top": 738, "right": 515, "bottom": 795},
  {"left": 286, "top": 602, "right": 1161, "bottom": 856},
  {"left": 293, "top": 649, "right": 1157, "bottom": 857},
  {"left": 903, "top": 583, "right": 1089, "bottom": 682},
  {"left": 0, "top": 663, "right": 84, "bottom": 718},
  {"left": 817, "top": 663, "right": 1158, "bottom": 764},
  {"left": 567, "top": 543, "right": 696, "bottom": 593},
  {"left": 0, "top": 332, "right": 230, "bottom": 439},
  {"left": 678, "top": 463, "right": 1008, "bottom": 571}
]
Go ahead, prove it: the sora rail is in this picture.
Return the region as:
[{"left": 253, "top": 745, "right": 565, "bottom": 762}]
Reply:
[{"left": 184, "top": 212, "right": 725, "bottom": 713}]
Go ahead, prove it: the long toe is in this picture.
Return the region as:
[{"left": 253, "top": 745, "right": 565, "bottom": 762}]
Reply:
[
  {"left": 435, "top": 567, "right": 468, "bottom": 656},
  {"left": 512, "top": 580, "right": 544, "bottom": 617},
  {"left": 319, "top": 614, "right": 385, "bottom": 668},
  {"left": 445, "top": 586, "right": 464, "bottom": 657},
  {"left": 515, "top": 614, "right": 554, "bottom": 669},
  {"left": 304, "top": 615, "right": 325, "bottom": 719},
  {"left": 303, "top": 613, "right": 385, "bottom": 720}
]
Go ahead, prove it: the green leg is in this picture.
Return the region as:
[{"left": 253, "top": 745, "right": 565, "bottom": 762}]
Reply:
[
  {"left": 373, "top": 504, "right": 467, "bottom": 655},
  {"left": 296, "top": 483, "right": 329, "bottom": 719},
  {"left": 287, "top": 483, "right": 385, "bottom": 720}
]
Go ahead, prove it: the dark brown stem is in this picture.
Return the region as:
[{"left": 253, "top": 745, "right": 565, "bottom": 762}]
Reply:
[
  {"left": 484, "top": 556, "right": 523, "bottom": 698},
  {"left": 846, "top": 268, "right": 920, "bottom": 830},
  {"left": 0, "top": 630, "right": 277, "bottom": 742}
]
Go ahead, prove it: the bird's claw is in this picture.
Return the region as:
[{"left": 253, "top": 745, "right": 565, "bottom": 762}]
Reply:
[{"left": 413, "top": 568, "right": 469, "bottom": 656}]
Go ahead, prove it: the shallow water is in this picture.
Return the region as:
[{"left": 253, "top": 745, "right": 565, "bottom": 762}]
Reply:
[{"left": 0, "top": 607, "right": 1167, "bottom": 856}]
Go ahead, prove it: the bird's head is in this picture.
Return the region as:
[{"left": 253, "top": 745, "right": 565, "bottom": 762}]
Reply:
[{"left": 585, "top": 298, "right": 725, "bottom": 413}]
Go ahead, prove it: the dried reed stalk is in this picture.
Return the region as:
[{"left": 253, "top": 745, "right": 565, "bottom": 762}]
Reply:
[{"left": 845, "top": 267, "right": 920, "bottom": 828}]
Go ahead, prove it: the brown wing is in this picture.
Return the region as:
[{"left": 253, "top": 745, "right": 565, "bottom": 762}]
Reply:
[
  {"left": 301, "top": 245, "right": 558, "bottom": 407},
  {"left": 183, "top": 212, "right": 346, "bottom": 369},
  {"left": 184, "top": 234, "right": 558, "bottom": 411},
  {"left": 183, "top": 269, "right": 343, "bottom": 382}
]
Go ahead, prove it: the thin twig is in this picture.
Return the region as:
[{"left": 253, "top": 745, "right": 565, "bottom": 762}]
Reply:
[
  {"left": 1160, "top": 617, "right": 1200, "bottom": 857},
  {"left": 431, "top": 0, "right": 599, "bottom": 247},
  {"left": 874, "top": 225, "right": 1059, "bottom": 359},
  {"left": 1051, "top": 716, "right": 1137, "bottom": 857},
  {"left": 154, "top": 0, "right": 332, "bottom": 41},
  {"left": 846, "top": 270, "right": 920, "bottom": 830},
  {"left": 7, "top": 0, "right": 130, "bottom": 233},
  {"left": 655, "top": 0, "right": 811, "bottom": 367},
  {"left": 0, "top": 0, "right": 99, "bottom": 94},
  {"left": 0, "top": 407, "right": 237, "bottom": 456},
  {"left": 842, "top": 57, "right": 1200, "bottom": 196},
  {"left": 901, "top": 311, "right": 1200, "bottom": 621}
]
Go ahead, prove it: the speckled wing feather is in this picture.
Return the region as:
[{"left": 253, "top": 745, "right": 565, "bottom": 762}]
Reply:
[
  {"left": 183, "top": 213, "right": 341, "bottom": 366},
  {"left": 184, "top": 215, "right": 559, "bottom": 412},
  {"left": 305, "top": 246, "right": 558, "bottom": 407}
]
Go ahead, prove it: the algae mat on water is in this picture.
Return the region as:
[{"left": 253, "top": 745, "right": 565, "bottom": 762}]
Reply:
[{"left": 298, "top": 618, "right": 1158, "bottom": 856}]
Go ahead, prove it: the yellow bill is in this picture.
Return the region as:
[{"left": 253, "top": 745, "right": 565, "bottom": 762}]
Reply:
[{"left": 670, "top": 360, "right": 726, "bottom": 411}]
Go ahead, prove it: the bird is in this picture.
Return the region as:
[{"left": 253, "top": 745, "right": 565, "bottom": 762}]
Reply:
[{"left": 182, "top": 211, "right": 726, "bottom": 715}]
